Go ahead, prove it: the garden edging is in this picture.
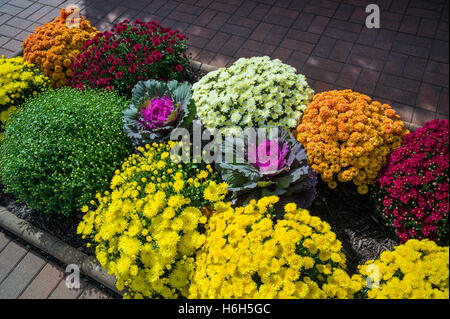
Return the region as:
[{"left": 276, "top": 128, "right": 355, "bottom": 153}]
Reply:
[{"left": 0, "top": 205, "right": 122, "bottom": 295}]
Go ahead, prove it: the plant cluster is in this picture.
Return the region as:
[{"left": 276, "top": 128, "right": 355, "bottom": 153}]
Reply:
[
  {"left": 189, "top": 197, "right": 365, "bottom": 299},
  {"left": 374, "top": 119, "right": 449, "bottom": 245},
  {"left": 216, "top": 127, "right": 317, "bottom": 207},
  {"left": 70, "top": 19, "right": 189, "bottom": 97},
  {"left": 0, "top": 56, "right": 49, "bottom": 131},
  {"left": 1, "top": 7, "right": 447, "bottom": 300},
  {"left": 295, "top": 89, "right": 408, "bottom": 194},
  {"left": 123, "top": 79, "right": 195, "bottom": 146},
  {"left": 77, "top": 141, "right": 228, "bottom": 298},
  {"left": 358, "top": 239, "right": 449, "bottom": 299},
  {"left": 22, "top": 8, "right": 98, "bottom": 88},
  {"left": 192, "top": 56, "right": 314, "bottom": 135},
  {"left": 0, "top": 87, "right": 132, "bottom": 216}
]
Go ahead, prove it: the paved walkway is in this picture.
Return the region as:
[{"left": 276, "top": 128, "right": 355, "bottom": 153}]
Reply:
[
  {"left": 0, "top": 229, "right": 112, "bottom": 299},
  {"left": 0, "top": 0, "right": 449, "bottom": 124}
]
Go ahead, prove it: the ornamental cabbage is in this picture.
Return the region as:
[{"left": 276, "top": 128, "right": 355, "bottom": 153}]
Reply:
[
  {"left": 123, "top": 79, "right": 195, "bottom": 146},
  {"left": 215, "top": 127, "right": 317, "bottom": 208}
]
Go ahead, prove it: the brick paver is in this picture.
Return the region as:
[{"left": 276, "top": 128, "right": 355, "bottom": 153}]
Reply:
[
  {"left": 0, "top": 0, "right": 448, "bottom": 126},
  {"left": 48, "top": 276, "right": 87, "bottom": 299},
  {"left": 0, "top": 232, "right": 10, "bottom": 251},
  {"left": 19, "top": 262, "right": 64, "bottom": 299},
  {"left": 0, "top": 240, "right": 27, "bottom": 283},
  {"left": 0, "top": 230, "right": 114, "bottom": 299},
  {"left": 0, "top": 250, "right": 46, "bottom": 298}
]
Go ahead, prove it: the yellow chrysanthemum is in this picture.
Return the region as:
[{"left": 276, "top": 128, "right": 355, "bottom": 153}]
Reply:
[{"left": 78, "top": 141, "right": 227, "bottom": 299}]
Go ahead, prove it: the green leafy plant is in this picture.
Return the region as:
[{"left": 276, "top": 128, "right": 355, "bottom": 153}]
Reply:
[
  {"left": 0, "top": 87, "right": 133, "bottom": 216},
  {"left": 123, "top": 79, "right": 195, "bottom": 146}
]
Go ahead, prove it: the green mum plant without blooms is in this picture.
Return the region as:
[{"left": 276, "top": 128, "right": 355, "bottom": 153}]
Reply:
[
  {"left": 0, "top": 87, "right": 133, "bottom": 216},
  {"left": 123, "top": 79, "right": 196, "bottom": 147}
]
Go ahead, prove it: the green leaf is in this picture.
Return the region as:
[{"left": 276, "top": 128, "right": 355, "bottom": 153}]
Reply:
[
  {"left": 257, "top": 181, "right": 275, "bottom": 188},
  {"left": 275, "top": 174, "right": 292, "bottom": 188},
  {"left": 218, "top": 162, "right": 260, "bottom": 182}
]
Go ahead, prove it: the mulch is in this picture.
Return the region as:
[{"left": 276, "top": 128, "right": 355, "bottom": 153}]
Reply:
[{"left": 308, "top": 181, "right": 399, "bottom": 274}]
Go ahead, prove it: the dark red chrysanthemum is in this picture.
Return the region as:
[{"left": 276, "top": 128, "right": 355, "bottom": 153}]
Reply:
[
  {"left": 69, "top": 19, "right": 189, "bottom": 97},
  {"left": 374, "top": 119, "right": 449, "bottom": 245}
]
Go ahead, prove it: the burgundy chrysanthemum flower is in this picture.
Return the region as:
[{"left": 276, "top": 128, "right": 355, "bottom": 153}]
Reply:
[
  {"left": 374, "top": 119, "right": 449, "bottom": 245},
  {"left": 69, "top": 19, "right": 189, "bottom": 97}
]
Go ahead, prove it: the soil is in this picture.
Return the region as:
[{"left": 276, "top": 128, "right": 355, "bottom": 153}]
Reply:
[
  {"left": 183, "top": 64, "right": 208, "bottom": 84},
  {"left": 308, "top": 181, "right": 400, "bottom": 274}
]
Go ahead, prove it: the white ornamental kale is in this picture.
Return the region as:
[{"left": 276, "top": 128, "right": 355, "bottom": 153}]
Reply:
[{"left": 192, "top": 56, "right": 314, "bottom": 135}]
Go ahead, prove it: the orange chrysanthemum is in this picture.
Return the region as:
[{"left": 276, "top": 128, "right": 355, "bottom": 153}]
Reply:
[
  {"left": 295, "top": 89, "right": 408, "bottom": 194},
  {"left": 22, "top": 8, "right": 98, "bottom": 88}
]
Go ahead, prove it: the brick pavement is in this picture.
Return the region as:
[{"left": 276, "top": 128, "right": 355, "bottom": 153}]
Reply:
[
  {"left": 0, "top": 229, "right": 112, "bottom": 299},
  {"left": 0, "top": 0, "right": 448, "bottom": 126}
]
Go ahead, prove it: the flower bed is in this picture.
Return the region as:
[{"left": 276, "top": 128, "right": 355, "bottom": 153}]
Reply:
[
  {"left": 374, "top": 119, "right": 449, "bottom": 245},
  {"left": 0, "top": 14, "right": 448, "bottom": 300}
]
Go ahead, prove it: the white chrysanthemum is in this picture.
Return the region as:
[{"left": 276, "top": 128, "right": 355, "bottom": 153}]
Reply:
[
  {"left": 230, "top": 112, "right": 241, "bottom": 124},
  {"left": 193, "top": 56, "right": 314, "bottom": 134},
  {"left": 287, "top": 118, "right": 298, "bottom": 127}
]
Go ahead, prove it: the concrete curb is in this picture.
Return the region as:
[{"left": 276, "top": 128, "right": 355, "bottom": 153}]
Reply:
[
  {"left": 0, "top": 206, "right": 122, "bottom": 295},
  {"left": 189, "top": 59, "right": 219, "bottom": 73},
  {"left": 11, "top": 48, "right": 23, "bottom": 58}
]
